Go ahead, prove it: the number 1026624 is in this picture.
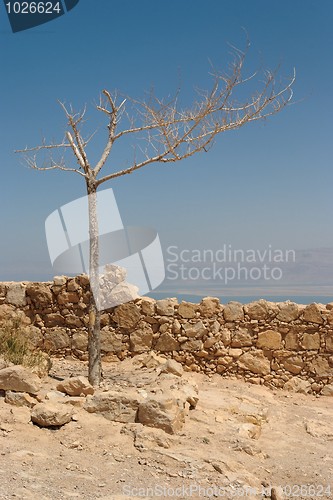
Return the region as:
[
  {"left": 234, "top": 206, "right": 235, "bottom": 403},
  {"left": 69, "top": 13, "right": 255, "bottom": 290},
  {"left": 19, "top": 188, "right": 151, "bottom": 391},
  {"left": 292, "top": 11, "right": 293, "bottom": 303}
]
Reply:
[{"left": 5, "top": 2, "right": 62, "bottom": 15}]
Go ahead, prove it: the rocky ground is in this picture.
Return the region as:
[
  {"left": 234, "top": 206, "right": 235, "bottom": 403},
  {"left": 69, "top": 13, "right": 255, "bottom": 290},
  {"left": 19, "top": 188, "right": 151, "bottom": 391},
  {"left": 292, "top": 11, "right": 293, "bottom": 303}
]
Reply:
[{"left": 0, "top": 356, "right": 332, "bottom": 500}]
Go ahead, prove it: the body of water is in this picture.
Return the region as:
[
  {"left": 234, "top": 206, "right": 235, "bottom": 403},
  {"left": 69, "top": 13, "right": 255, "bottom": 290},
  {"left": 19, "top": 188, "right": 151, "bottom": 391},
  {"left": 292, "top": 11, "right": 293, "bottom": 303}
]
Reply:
[{"left": 147, "top": 292, "right": 333, "bottom": 305}]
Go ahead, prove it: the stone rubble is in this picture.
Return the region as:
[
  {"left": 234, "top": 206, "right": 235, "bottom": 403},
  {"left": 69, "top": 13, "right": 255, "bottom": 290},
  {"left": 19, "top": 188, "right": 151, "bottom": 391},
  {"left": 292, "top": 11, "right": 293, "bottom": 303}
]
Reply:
[{"left": 0, "top": 276, "right": 332, "bottom": 394}]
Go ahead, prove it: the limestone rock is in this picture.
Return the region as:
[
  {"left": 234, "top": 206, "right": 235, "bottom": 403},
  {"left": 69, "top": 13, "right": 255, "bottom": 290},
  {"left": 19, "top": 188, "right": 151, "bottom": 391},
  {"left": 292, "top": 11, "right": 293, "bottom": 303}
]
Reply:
[
  {"left": 101, "top": 328, "right": 123, "bottom": 352},
  {"left": 137, "top": 396, "right": 185, "bottom": 434},
  {"left": 156, "top": 298, "right": 178, "bottom": 316},
  {"left": 84, "top": 390, "right": 143, "bottom": 423},
  {"left": 44, "top": 313, "right": 65, "bottom": 328},
  {"left": 6, "top": 283, "right": 26, "bottom": 307},
  {"left": 57, "top": 376, "right": 94, "bottom": 396},
  {"left": 133, "top": 426, "right": 172, "bottom": 451},
  {"left": 231, "top": 328, "right": 254, "bottom": 347},
  {"left": 53, "top": 276, "right": 67, "bottom": 286},
  {"left": 153, "top": 373, "right": 199, "bottom": 409},
  {"left": 326, "top": 334, "right": 333, "bottom": 352},
  {"left": 199, "top": 297, "right": 220, "bottom": 317},
  {"left": 72, "top": 332, "right": 88, "bottom": 351},
  {"left": 0, "top": 304, "right": 15, "bottom": 321},
  {"left": 282, "top": 356, "right": 304, "bottom": 375},
  {"left": 5, "top": 391, "right": 36, "bottom": 408},
  {"left": 283, "top": 377, "right": 311, "bottom": 394},
  {"left": 130, "top": 322, "right": 153, "bottom": 352},
  {"left": 57, "top": 291, "right": 80, "bottom": 305},
  {"left": 0, "top": 366, "right": 41, "bottom": 394},
  {"left": 26, "top": 283, "right": 52, "bottom": 307},
  {"left": 245, "top": 300, "right": 269, "bottom": 320},
  {"left": 141, "top": 352, "right": 165, "bottom": 369},
  {"left": 301, "top": 332, "right": 320, "bottom": 350},
  {"left": 223, "top": 301, "right": 244, "bottom": 321},
  {"left": 44, "top": 328, "right": 70, "bottom": 352},
  {"left": 182, "top": 321, "right": 207, "bottom": 338},
  {"left": 160, "top": 359, "right": 183, "bottom": 377},
  {"left": 155, "top": 332, "right": 180, "bottom": 352},
  {"left": 307, "top": 357, "right": 331, "bottom": 377},
  {"left": 277, "top": 302, "right": 300, "bottom": 322},
  {"left": 140, "top": 297, "right": 155, "bottom": 316},
  {"left": 100, "top": 281, "right": 139, "bottom": 310},
  {"left": 180, "top": 339, "right": 203, "bottom": 351},
  {"left": 321, "top": 384, "right": 333, "bottom": 396},
  {"left": 178, "top": 302, "right": 196, "bottom": 319},
  {"left": 257, "top": 330, "right": 282, "bottom": 350},
  {"left": 284, "top": 331, "right": 299, "bottom": 350},
  {"left": 113, "top": 303, "right": 141, "bottom": 329},
  {"left": 237, "top": 352, "right": 270, "bottom": 376},
  {"left": 303, "top": 303, "right": 324, "bottom": 324},
  {"left": 31, "top": 402, "right": 73, "bottom": 427}
]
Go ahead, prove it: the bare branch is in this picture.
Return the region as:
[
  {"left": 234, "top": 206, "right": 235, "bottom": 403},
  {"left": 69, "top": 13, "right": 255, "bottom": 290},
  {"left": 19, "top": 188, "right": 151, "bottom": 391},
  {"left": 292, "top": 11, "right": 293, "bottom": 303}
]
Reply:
[{"left": 16, "top": 43, "right": 295, "bottom": 189}]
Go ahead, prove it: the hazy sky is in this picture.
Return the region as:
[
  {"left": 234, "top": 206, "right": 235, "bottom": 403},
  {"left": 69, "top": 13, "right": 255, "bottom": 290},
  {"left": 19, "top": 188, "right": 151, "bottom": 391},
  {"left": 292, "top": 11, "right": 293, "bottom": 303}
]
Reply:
[{"left": 0, "top": 0, "right": 332, "bottom": 299}]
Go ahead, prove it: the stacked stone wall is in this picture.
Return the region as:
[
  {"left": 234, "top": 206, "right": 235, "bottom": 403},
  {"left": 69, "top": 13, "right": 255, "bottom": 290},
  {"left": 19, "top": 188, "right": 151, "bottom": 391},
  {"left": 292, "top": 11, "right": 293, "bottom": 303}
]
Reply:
[{"left": 0, "top": 276, "right": 332, "bottom": 395}]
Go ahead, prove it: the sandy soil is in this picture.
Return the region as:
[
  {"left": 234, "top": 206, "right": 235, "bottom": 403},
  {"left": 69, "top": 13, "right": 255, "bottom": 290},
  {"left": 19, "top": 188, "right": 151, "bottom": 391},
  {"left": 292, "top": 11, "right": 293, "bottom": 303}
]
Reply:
[{"left": 0, "top": 358, "right": 332, "bottom": 500}]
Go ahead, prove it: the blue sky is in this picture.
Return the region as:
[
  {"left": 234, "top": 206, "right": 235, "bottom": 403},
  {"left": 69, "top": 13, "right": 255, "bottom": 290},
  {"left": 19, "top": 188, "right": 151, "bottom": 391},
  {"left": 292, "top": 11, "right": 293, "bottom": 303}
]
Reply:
[{"left": 0, "top": 0, "right": 332, "bottom": 300}]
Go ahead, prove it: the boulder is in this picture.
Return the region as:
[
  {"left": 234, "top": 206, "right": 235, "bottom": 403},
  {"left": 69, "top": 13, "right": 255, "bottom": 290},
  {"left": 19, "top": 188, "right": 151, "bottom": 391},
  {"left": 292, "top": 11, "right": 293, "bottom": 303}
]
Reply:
[
  {"left": 231, "top": 328, "right": 254, "bottom": 347},
  {"left": 182, "top": 321, "right": 207, "bottom": 338},
  {"left": 180, "top": 339, "right": 203, "bottom": 351},
  {"left": 223, "top": 301, "right": 244, "bottom": 321},
  {"left": 31, "top": 402, "right": 73, "bottom": 427},
  {"left": 130, "top": 322, "right": 153, "bottom": 352},
  {"left": 156, "top": 298, "right": 178, "bottom": 316},
  {"left": 160, "top": 359, "right": 183, "bottom": 377},
  {"left": 282, "top": 356, "right": 304, "bottom": 375},
  {"left": 277, "top": 302, "right": 300, "bottom": 322},
  {"left": 5, "top": 391, "right": 36, "bottom": 408},
  {"left": 257, "top": 330, "right": 282, "bottom": 350},
  {"left": 72, "top": 332, "right": 88, "bottom": 351},
  {"left": 321, "top": 384, "right": 333, "bottom": 396},
  {"left": 140, "top": 297, "right": 156, "bottom": 316},
  {"left": 303, "top": 303, "right": 324, "bottom": 324},
  {"left": 57, "top": 376, "right": 94, "bottom": 396},
  {"left": 26, "top": 283, "right": 52, "bottom": 307},
  {"left": 6, "top": 283, "right": 26, "bottom": 307},
  {"left": 237, "top": 352, "right": 270, "bottom": 376},
  {"left": 0, "top": 366, "right": 41, "bottom": 394},
  {"left": 101, "top": 328, "right": 123, "bottom": 352},
  {"left": 84, "top": 390, "right": 143, "bottom": 423},
  {"left": 178, "top": 302, "right": 196, "bottom": 319},
  {"left": 301, "top": 333, "right": 320, "bottom": 350},
  {"left": 137, "top": 396, "right": 185, "bottom": 434},
  {"left": 141, "top": 352, "right": 165, "bottom": 369},
  {"left": 113, "top": 303, "right": 141, "bottom": 329},
  {"left": 245, "top": 300, "right": 269, "bottom": 320},
  {"left": 153, "top": 373, "right": 199, "bottom": 409},
  {"left": 285, "top": 331, "right": 299, "bottom": 350},
  {"left": 199, "top": 297, "right": 220, "bottom": 317},
  {"left": 44, "top": 328, "right": 70, "bottom": 352},
  {"left": 307, "top": 357, "right": 331, "bottom": 377},
  {"left": 326, "top": 334, "right": 333, "bottom": 352},
  {"left": 155, "top": 332, "right": 180, "bottom": 352}
]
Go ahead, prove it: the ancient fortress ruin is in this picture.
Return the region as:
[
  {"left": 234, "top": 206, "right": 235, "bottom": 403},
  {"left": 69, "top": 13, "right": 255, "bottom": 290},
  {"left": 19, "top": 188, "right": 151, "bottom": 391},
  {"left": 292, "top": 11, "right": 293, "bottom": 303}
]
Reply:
[{"left": 1, "top": 276, "right": 332, "bottom": 395}]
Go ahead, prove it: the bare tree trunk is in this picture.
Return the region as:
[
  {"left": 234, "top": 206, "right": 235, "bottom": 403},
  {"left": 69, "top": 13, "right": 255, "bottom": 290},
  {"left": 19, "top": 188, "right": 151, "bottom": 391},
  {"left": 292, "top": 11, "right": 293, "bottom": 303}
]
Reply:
[{"left": 87, "top": 180, "right": 102, "bottom": 386}]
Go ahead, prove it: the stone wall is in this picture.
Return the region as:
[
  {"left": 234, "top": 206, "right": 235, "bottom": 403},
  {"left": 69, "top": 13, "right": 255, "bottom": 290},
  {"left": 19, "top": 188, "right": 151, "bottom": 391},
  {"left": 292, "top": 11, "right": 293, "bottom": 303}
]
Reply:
[{"left": 0, "top": 276, "right": 332, "bottom": 395}]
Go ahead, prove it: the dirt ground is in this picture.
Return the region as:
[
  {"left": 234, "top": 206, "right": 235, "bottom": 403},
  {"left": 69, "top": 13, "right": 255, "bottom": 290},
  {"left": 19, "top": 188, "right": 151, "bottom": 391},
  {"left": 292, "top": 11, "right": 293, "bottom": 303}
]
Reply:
[{"left": 0, "top": 357, "right": 332, "bottom": 500}]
